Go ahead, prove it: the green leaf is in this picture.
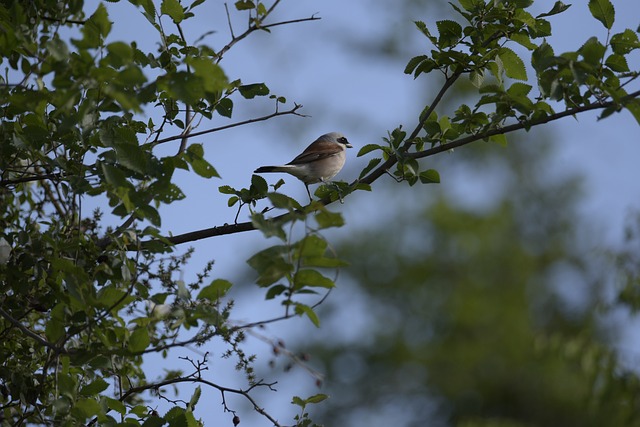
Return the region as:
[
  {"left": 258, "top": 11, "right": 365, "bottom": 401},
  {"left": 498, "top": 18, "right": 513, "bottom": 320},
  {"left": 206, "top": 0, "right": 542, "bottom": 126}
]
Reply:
[
  {"left": 357, "top": 144, "right": 383, "bottom": 157},
  {"left": 532, "top": 41, "right": 555, "bottom": 73},
  {"left": 128, "top": 327, "right": 150, "bottom": 353},
  {"left": 115, "top": 143, "right": 149, "bottom": 174},
  {"left": 238, "top": 83, "right": 269, "bottom": 99},
  {"left": 611, "top": 29, "right": 640, "bottom": 55},
  {"left": 188, "top": 386, "right": 201, "bottom": 411},
  {"left": 138, "top": 205, "right": 161, "bottom": 226},
  {"left": 251, "top": 213, "right": 286, "bottom": 240},
  {"left": 187, "top": 57, "right": 228, "bottom": 93},
  {"left": 498, "top": 47, "right": 527, "bottom": 80},
  {"left": 605, "top": 53, "right": 629, "bottom": 72},
  {"left": 46, "top": 303, "right": 66, "bottom": 342},
  {"left": 436, "top": 20, "right": 462, "bottom": 48},
  {"left": 359, "top": 158, "right": 382, "bottom": 179},
  {"left": 73, "top": 398, "right": 102, "bottom": 418},
  {"left": 235, "top": 0, "right": 255, "bottom": 10},
  {"left": 419, "top": 169, "right": 441, "bottom": 184},
  {"left": 315, "top": 209, "right": 344, "bottom": 229},
  {"left": 489, "top": 134, "right": 508, "bottom": 146},
  {"left": 267, "top": 192, "right": 302, "bottom": 210},
  {"left": 579, "top": 37, "right": 606, "bottom": 66},
  {"left": 219, "top": 185, "right": 237, "bottom": 195},
  {"left": 215, "top": 98, "right": 233, "bottom": 118},
  {"left": 79, "top": 378, "right": 109, "bottom": 396},
  {"left": 294, "top": 269, "right": 335, "bottom": 289},
  {"left": 89, "top": 3, "right": 111, "bottom": 38},
  {"left": 105, "top": 397, "right": 126, "bottom": 415},
  {"left": 413, "top": 21, "right": 437, "bottom": 44},
  {"left": 537, "top": 1, "right": 571, "bottom": 18},
  {"left": 305, "top": 393, "right": 329, "bottom": 404},
  {"left": 588, "top": 0, "right": 615, "bottom": 29},
  {"left": 161, "top": 0, "right": 185, "bottom": 23},
  {"left": 185, "top": 144, "right": 219, "bottom": 178},
  {"left": 247, "top": 245, "right": 293, "bottom": 285},
  {"left": 251, "top": 174, "right": 269, "bottom": 194},
  {"left": 469, "top": 70, "right": 484, "bottom": 88},
  {"left": 457, "top": 0, "right": 483, "bottom": 12},
  {"left": 197, "top": 279, "right": 233, "bottom": 300},
  {"left": 623, "top": 99, "right": 640, "bottom": 126},
  {"left": 294, "top": 303, "right": 320, "bottom": 327},
  {"left": 265, "top": 284, "right": 288, "bottom": 299}
]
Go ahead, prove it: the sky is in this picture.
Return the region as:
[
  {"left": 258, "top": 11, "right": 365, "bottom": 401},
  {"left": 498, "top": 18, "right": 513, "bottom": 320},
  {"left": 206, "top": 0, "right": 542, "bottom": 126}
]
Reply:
[{"left": 91, "top": 0, "right": 640, "bottom": 425}]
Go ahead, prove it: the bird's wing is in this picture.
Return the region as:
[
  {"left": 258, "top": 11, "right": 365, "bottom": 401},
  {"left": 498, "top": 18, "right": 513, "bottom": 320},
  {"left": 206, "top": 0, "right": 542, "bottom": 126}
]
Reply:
[{"left": 287, "top": 140, "right": 342, "bottom": 165}]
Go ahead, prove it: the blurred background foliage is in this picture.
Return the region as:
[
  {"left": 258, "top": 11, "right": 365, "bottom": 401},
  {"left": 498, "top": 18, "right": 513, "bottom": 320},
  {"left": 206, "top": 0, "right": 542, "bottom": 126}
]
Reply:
[{"left": 301, "top": 134, "right": 640, "bottom": 427}]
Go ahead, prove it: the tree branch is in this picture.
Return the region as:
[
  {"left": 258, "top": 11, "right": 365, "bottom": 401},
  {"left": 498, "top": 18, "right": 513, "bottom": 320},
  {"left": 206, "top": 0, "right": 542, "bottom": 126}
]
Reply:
[
  {"left": 120, "top": 377, "right": 282, "bottom": 426},
  {"left": 148, "top": 90, "right": 640, "bottom": 246},
  {"left": 152, "top": 103, "right": 306, "bottom": 146},
  {"left": 0, "top": 306, "right": 65, "bottom": 353}
]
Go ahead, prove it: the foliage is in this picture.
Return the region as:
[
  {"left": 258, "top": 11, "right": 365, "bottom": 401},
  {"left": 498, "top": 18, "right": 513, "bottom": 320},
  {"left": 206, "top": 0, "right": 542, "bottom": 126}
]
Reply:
[
  {"left": 307, "top": 140, "right": 640, "bottom": 427},
  {"left": 0, "top": 0, "right": 639, "bottom": 426}
]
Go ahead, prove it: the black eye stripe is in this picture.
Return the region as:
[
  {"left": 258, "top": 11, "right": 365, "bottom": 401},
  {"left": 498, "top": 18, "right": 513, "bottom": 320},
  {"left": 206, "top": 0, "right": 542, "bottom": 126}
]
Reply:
[{"left": 338, "top": 137, "right": 349, "bottom": 144}]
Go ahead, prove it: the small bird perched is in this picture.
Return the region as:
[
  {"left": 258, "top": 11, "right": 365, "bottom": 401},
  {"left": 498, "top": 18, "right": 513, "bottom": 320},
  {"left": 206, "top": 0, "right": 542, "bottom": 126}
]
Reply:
[{"left": 254, "top": 132, "right": 352, "bottom": 200}]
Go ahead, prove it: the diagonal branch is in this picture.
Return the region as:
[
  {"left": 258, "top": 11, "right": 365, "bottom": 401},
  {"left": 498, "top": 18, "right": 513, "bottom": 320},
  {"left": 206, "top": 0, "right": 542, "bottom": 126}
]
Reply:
[{"left": 149, "top": 90, "right": 640, "bottom": 246}]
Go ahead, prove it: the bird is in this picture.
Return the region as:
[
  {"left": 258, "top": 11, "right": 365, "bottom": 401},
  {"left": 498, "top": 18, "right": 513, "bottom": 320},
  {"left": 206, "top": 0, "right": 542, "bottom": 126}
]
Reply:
[{"left": 254, "top": 132, "right": 352, "bottom": 201}]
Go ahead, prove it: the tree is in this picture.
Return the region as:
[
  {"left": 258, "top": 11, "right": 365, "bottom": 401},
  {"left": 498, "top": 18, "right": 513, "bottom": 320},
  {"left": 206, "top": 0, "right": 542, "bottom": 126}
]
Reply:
[
  {"left": 303, "top": 133, "right": 640, "bottom": 427},
  {"left": 1, "top": 0, "right": 639, "bottom": 426}
]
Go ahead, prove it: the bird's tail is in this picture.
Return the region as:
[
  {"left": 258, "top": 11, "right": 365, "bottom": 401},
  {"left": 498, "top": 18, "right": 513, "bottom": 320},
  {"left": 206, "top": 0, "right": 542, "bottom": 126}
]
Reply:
[{"left": 254, "top": 166, "right": 290, "bottom": 173}]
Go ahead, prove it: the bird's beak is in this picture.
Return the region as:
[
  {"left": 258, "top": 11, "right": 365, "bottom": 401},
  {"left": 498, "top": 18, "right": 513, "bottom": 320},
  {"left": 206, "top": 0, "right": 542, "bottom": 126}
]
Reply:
[{"left": 346, "top": 143, "right": 353, "bottom": 148}]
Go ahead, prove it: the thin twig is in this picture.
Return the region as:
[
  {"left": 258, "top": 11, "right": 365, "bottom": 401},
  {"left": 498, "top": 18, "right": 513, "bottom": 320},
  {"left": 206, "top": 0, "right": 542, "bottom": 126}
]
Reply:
[{"left": 153, "top": 103, "right": 306, "bottom": 146}]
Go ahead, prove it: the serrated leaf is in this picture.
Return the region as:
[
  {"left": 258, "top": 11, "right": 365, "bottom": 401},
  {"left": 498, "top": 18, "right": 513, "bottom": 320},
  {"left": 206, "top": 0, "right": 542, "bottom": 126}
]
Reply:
[
  {"left": 161, "top": 0, "right": 184, "bottom": 23},
  {"left": 611, "top": 29, "right": 640, "bottom": 55},
  {"left": 588, "top": 0, "right": 615, "bottom": 29},
  {"left": 498, "top": 47, "right": 527, "bottom": 80},
  {"left": 413, "top": 20, "right": 437, "bottom": 43},
  {"left": 532, "top": 41, "right": 555, "bottom": 72},
  {"left": 436, "top": 20, "right": 462, "bottom": 48},
  {"left": 469, "top": 70, "right": 484, "bottom": 88},
  {"left": 188, "top": 386, "right": 201, "bottom": 411},
  {"left": 605, "top": 53, "right": 629, "bottom": 72},
  {"left": 251, "top": 174, "right": 269, "bottom": 194},
  {"left": 79, "top": 378, "right": 109, "bottom": 396},
  {"left": 579, "top": 37, "right": 606, "bottom": 66}
]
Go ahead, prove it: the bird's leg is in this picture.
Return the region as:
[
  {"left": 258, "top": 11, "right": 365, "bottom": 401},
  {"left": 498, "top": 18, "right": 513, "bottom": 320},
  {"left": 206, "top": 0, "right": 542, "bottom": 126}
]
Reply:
[{"left": 305, "top": 183, "right": 312, "bottom": 202}]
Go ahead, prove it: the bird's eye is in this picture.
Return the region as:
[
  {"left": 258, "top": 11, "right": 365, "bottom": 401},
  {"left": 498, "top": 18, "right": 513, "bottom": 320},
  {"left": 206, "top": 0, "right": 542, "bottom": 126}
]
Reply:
[{"left": 338, "top": 137, "right": 349, "bottom": 145}]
